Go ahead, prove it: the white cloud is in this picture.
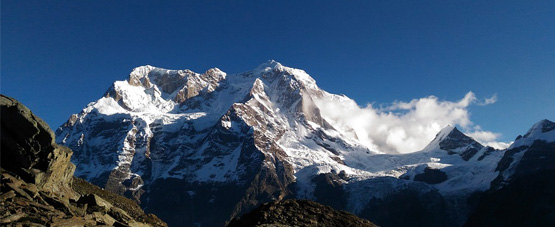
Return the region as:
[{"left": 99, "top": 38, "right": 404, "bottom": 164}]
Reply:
[
  {"left": 466, "top": 131, "right": 511, "bottom": 149},
  {"left": 314, "top": 91, "right": 510, "bottom": 154},
  {"left": 467, "top": 130, "right": 500, "bottom": 142},
  {"left": 478, "top": 93, "right": 497, "bottom": 106},
  {"left": 482, "top": 141, "right": 512, "bottom": 150}
]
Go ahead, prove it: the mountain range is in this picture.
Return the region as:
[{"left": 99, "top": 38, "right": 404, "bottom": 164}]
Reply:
[{"left": 55, "top": 61, "right": 555, "bottom": 226}]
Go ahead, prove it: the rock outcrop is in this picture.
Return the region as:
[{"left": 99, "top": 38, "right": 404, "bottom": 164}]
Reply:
[
  {"left": 227, "top": 199, "right": 378, "bottom": 227},
  {"left": 1, "top": 95, "right": 75, "bottom": 198},
  {"left": 0, "top": 94, "right": 166, "bottom": 227}
]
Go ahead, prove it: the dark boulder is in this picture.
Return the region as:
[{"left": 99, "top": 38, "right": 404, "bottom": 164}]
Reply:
[
  {"left": 414, "top": 167, "right": 448, "bottom": 184},
  {"left": 228, "top": 199, "right": 378, "bottom": 227}
]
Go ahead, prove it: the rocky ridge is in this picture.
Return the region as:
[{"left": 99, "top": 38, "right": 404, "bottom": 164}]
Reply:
[
  {"left": 0, "top": 94, "right": 166, "bottom": 227},
  {"left": 227, "top": 199, "right": 378, "bottom": 227},
  {"left": 464, "top": 119, "right": 555, "bottom": 226}
]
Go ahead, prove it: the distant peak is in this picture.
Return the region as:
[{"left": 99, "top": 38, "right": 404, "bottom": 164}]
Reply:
[
  {"left": 433, "top": 125, "right": 456, "bottom": 142},
  {"left": 130, "top": 65, "right": 155, "bottom": 78},
  {"left": 440, "top": 125, "right": 455, "bottom": 134},
  {"left": 523, "top": 119, "right": 555, "bottom": 138},
  {"left": 263, "top": 59, "right": 282, "bottom": 67},
  {"left": 537, "top": 119, "right": 555, "bottom": 130},
  {"left": 447, "top": 126, "right": 465, "bottom": 137},
  {"left": 510, "top": 119, "right": 555, "bottom": 149},
  {"left": 255, "top": 60, "right": 284, "bottom": 72},
  {"left": 205, "top": 67, "right": 223, "bottom": 73},
  {"left": 423, "top": 125, "right": 482, "bottom": 152}
]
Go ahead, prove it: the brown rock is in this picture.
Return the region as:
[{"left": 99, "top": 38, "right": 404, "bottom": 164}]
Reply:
[
  {"left": 0, "top": 212, "right": 25, "bottom": 224},
  {"left": 0, "top": 190, "right": 16, "bottom": 201},
  {"left": 22, "top": 183, "right": 39, "bottom": 198},
  {"left": 50, "top": 216, "right": 88, "bottom": 227},
  {"left": 0, "top": 95, "right": 76, "bottom": 200},
  {"left": 109, "top": 206, "right": 133, "bottom": 223},
  {"left": 92, "top": 211, "right": 117, "bottom": 226},
  {"left": 13, "top": 196, "right": 56, "bottom": 212},
  {"left": 6, "top": 182, "right": 33, "bottom": 201},
  {"left": 0, "top": 95, "right": 167, "bottom": 227},
  {"left": 78, "top": 194, "right": 113, "bottom": 213}
]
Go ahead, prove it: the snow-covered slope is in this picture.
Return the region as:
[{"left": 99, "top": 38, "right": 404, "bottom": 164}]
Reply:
[
  {"left": 491, "top": 119, "right": 555, "bottom": 189},
  {"left": 56, "top": 61, "right": 555, "bottom": 226}
]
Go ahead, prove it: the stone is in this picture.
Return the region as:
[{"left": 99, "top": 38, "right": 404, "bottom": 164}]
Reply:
[
  {"left": 22, "top": 183, "right": 39, "bottom": 198},
  {"left": 78, "top": 194, "right": 113, "bottom": 213},
  {"left": 6, "top": 182, "right": 34, "bottom": 201},
  {"left": 0, "top": 95, "right": 77, "bottom": 200},
  {"left": 0, "top": 212, "right": 25, "bottom": 224},
  {"left": 109, "top": 206, "right": 133, "bottom": 223},
  {"left": 129, "top": 221, "right": 153, "bottom": 227},
  {"left": 92, "top": 211, "right": 117, "bottom": 226},
  {"left": 0, "top": 190, "right": 16, "bottom": 201},
  {"left": 50, "top": 216, "right": 88, "bottom": 227}
]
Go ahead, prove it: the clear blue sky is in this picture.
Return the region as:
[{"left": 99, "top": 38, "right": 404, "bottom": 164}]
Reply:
[{"left": 2, "top": 0, "right": 554, "bottom": 141}]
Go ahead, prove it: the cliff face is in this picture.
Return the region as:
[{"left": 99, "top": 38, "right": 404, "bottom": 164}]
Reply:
[{"left": 0, "top": 94, "right": 166, "bottom": 227}]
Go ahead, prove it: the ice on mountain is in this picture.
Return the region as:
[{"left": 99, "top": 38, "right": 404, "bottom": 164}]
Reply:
[{"left": 56, "top": 61, "right": 551, "bottom": 221}]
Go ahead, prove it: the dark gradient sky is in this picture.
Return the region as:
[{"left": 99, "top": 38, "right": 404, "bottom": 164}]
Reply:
[{"left": 2, "top": 0, "right": 554, "bottom": 141}]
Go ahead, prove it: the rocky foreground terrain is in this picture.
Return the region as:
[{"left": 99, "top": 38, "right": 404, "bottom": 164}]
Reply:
[
  {"left": 228, "top": 199, "right": 378, "bottom": 227},
  {"left": 0, "top": 94, "right": 166, "bottom": 227}
]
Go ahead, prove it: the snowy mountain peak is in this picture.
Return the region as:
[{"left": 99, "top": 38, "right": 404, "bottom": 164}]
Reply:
[
  {"left": 256, "top": 59, "right": 284, "bottom": 72},
  {"left": 423, "top": 125, "right": 455, "bottom": 150},
  {"left": 437, "top": 125, "right": 455, "bottom": 141},
  {"left": 524, "top": 119, "right": 555, "bottom": 138},
  {"left": 440, "top": 127, "right": 483, "bottom": 150},
  {"left": 246, "top": 60, "right": 318, "bottom": 90},
  {"left": 423, "top": 125, "right": 484, "bottom": 161},
  {"left": 511, "top": 119, "right": 555, "bottom": 148}
]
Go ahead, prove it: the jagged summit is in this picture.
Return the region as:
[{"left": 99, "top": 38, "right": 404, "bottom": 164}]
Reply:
[
  {"left": 422, "top": 125, "right": 484, "bottom": 161},
  {"left": 255, "top": 59, "right": 284, "bottom": 71},
  {"left": 440, "top": 127, "right": 483, "bottom": 150},
  {"left": 424, "top": 125, "right": 480, "bottom": 150},
  {"left": 97, "top": 61, "right": 321, "bottom": 116}
]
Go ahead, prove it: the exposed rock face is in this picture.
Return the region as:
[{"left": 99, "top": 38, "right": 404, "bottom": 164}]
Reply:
[
  {"left": 227, "top": 199, "right": 378, "bottom": 227},
  {"left": 0, "top": 94, "right": 166, "bottom": 227},
  {"left": 311, "top": 172, "right": 348, "bottom": 210},
  {"left": 427, "top": 126, "right": 484, "bottom": 161},
  {"left": 465, "top": 120, "right": 555, "bottom": 226},
  {"left": 491, "top": 119, "right": 555, "bottom": 190},
  {"left": 1, "top": 95, "right": 75, "bottom": 198},
  {"left": 413, "top": 167, "right": 448, "bottom": 184}
]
